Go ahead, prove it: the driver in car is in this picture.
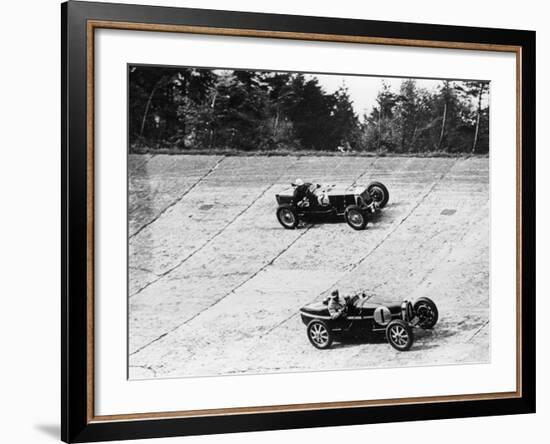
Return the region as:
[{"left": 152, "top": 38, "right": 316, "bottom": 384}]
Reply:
[
  {"left": 292, "top": 178, "right": 321, "bottom": 208},
  {"left": 328, "top": 289, "right": 347, "bottom": 319}
]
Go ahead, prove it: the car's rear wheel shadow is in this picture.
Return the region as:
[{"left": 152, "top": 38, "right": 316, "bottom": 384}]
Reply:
[
  {"left": 326, "top": 322, "right": 458, "bottom": 351},
  {"left": 296, "top": 206, "right": 395, "bottom": 228}
]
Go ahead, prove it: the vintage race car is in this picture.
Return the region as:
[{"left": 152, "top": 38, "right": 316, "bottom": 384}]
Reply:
[
  {"left": 275, "top": 181, "right": 389, "bottom": 230},
  {"left": 300, "top": 294, "right": 438, "bottom": 351}
]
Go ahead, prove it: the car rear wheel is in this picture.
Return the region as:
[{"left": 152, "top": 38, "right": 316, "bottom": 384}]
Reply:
[
  {"left": 276, "top": 204, "right": 298, "bottom": 229},
  {"left": 386, "top": 320, "right": 414, "bottom": 351},
  {"left": 367, "top": 181, "right": 390, "bottom": 208},
  {"left": 413, "top": 297, "right": 439, "bottom": 329},
  {"left": 345, "top": 205, "right": 368, "bottom": 230},
  {"left": 307, "top": 320, "right": 333, "bottom": 349}
]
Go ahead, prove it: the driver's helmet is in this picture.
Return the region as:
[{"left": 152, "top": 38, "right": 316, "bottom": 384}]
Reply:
[
  {"left": 293, "top": 178, "right": 304, "bottom": 186},
  {"left": 330, "top": 289, "right": 339, "bottom": 299}
]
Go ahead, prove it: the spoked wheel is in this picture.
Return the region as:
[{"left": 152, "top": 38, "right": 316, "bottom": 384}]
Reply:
[
  {"left": 276, "top": 204, "right": 298, "bottom": 229},
  {"left": 413, "top": 297, "right": 439, "bottom": 329},
  {"left": 386, "top": 320, "right": 414, "bottom": 351},
  {"left": 307, "top": 320, "right": 333, "bottom": 349},
  {"left": 367, "top": 181, "right": 390, "bottom": 208},
  {"left": 345, "top": 205, "right": 367, "bottom": 230}
]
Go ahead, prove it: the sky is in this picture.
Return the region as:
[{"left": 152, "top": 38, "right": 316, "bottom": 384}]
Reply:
[
  {"left": 210, "top": 68, "right": 488, "bottom": 117},
  {"left": 309, "top": 74, "right": 450, "bottom": 116}
]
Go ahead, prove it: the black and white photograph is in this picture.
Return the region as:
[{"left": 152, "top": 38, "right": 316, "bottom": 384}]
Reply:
[
  {"left": 127, "top": 65, "right": 490, "bottom": 379},
  {"left": 0, "top": 0, "right": 542, "bottom": 442}
]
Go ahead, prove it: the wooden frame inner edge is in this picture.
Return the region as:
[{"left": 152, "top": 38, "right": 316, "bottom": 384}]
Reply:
[{"left": 85, "top": 19, "right": 523, "bottom": 423}]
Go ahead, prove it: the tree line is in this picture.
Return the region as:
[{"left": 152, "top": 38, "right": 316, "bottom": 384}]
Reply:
[{"left": 129, "top": 66, "right": 489, "bottom": 154}]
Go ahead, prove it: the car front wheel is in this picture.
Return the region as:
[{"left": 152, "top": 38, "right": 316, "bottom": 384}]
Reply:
[
  {"left": 276, "top": 204, "right": 299, "bottom": 229},
  {"left": 345, "top": 205, "right": 368, "bottom": 230},
  {"left": 413, "top": 297, "right": 439, "bottom": 329},
  {"left": 367, "top": 181, "right": 390, "bottom": 208},
  {"left": 307, "top": 320, "right": 333, "bottom": 349},
  {"left": 386, "top": 320, "right": 414, "bottom": 351}
]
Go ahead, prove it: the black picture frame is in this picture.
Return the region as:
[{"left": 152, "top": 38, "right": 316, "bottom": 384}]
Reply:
[{"left": 62, "top": 1, "right": 536, "bottom": 442}]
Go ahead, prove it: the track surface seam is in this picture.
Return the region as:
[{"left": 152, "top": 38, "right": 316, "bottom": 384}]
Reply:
[
  {"left": 346, "top": 157, "right": 460, "bottom": 274},
  {"left": 129, "top": 226, "right": 313, "bottom": 357},
  {"left": 350, "top": 158, "right": 378, "bottom": 187},
  {"left": 467, "top": 319, "right": 490, "bottom": 342},
  {"left": 129, "top": 156, "right": 225, "bottom": 239},
  {"left": 130, "top": 157, "right": 373, "bottom": 298},
  {"left": 129, "top": 163, "right": 379, "bottom": 356},
  {"left": 130, "top": 180, "right": 275, "bottom": 298}
]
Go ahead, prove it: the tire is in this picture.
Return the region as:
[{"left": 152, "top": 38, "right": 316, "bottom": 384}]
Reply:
[
  {"left": 345, "top": 205, "right": 368, "bottom": 230},
  {"left": 307, "top": 320, "right": 333, "bottom": 349},
  {"left": 386, "top": 320, "right": 414, "bottom": 351},
  {"left": 413, "top": 297, "right": 439, "bottom": 329},
  {"left": 367, "top": 181, "right": 390, "bottom": 208},
  {"left": 276, "top": 204, "right": 298, "bottom": 229}
]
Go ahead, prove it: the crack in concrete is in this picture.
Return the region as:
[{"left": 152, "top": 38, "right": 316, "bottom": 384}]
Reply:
[
  {"left": 129, "top": 156, "right": 225, "bottom": 239},
  {"left": 129, "top": 364, "right": 158, "bottom": 378},
  {"left": 130, "top": 180, "right": 275, "bottom": 298},
  {"left": 129, "top": 265, "right": 160, "bottom": 276}
]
